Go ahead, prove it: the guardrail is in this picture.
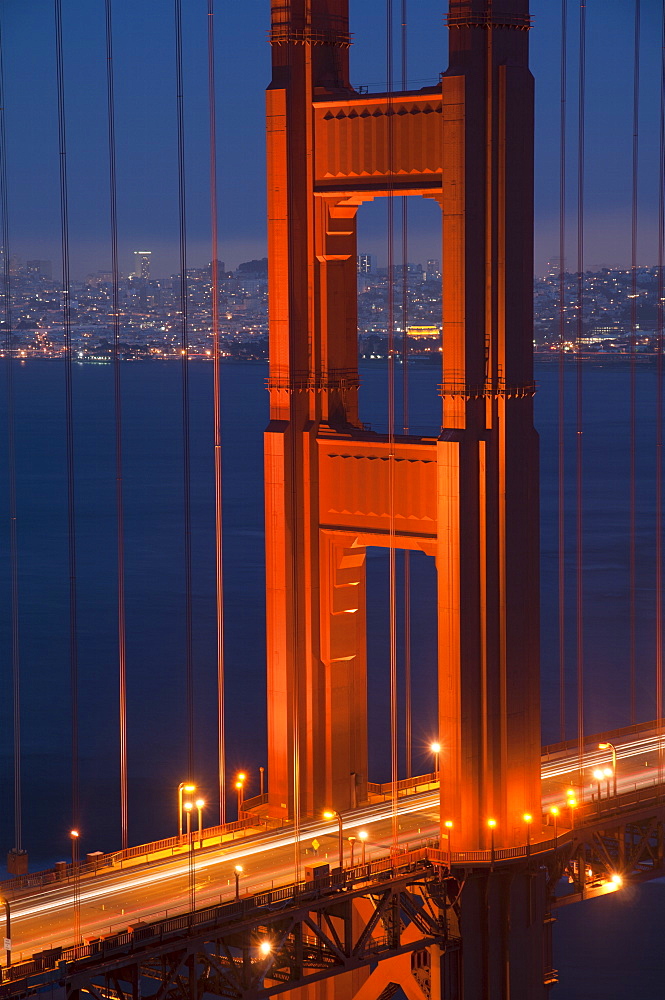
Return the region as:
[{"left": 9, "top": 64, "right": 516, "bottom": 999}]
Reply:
[
  {"left": 541, "top": 718, "right": 665, "bottom": 759},
  {"left": 0, "top": 816, "right": 262, "bottom": 895},
  {"left": 367, "top": 773, "right": 437, "bottom": 797},
  {"left": 243, "top": 792, "right": 269, "bottom": 811}
]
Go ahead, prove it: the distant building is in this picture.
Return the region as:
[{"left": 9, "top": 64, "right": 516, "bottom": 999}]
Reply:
[
  {"left": 27, "top": 259, "right": 52, "bottom": 279},
  {"left": 425, "top": 259, "right": 441, "bottom": 280},
  {"left": 407, "top": 325, "right": 440, "bottom": 338},
  {"left": 133, "top": 250, "right": 152, "bottom": 280},
  {"left": 357, "top": 253, "right": 373, "bottom": 274}
]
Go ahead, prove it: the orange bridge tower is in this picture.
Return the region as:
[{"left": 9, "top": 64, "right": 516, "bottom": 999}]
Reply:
[{"left": 264, "top": 0, "right": 540, "bottom": 852}]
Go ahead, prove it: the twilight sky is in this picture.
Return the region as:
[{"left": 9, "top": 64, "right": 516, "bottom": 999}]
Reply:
[{"left": 0, "top": 0, "right": 662, "bottom": 278}]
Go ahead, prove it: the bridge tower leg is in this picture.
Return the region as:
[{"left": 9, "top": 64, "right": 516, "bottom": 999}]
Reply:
[{"left": 264, "top": 0, "right": 540, "bottom": 853}]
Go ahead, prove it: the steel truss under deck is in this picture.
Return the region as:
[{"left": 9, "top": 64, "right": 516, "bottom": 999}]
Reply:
[{"left": 0, "top": 852, "right": 454, "bottom": 1000}]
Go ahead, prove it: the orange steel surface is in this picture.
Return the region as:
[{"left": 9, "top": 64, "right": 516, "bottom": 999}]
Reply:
[
  {"left": 264, "top": 0, "right": 540, "bottom": 850},
  {"left": 4, "top": 723, "right": 665, "bottom": 964}
]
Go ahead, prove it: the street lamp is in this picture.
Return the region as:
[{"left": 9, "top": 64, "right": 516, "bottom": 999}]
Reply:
[
  {"left": 599, "top": 742, "right": 618, "bottom": 796},
  {"left": 0, "top": 896, "right": 11, "bottom": 967},
  {"left": 444, "top": 820, "right": 453, "bottom": 868},
  {"left": 258, "top": 940, "right": 272, "bottom": 957},
  {"left": 178, "top": 782, "right": 196, "bottom": 838},
  {"left": 566, "top": 794, "right": 577, "bottom": 829},
  {"left": 234, "top": 864, "right": 243, "bottom": 900},
  {"left": 323, "top": 810, "right": 344, "bottom": 869},
  {"left": 70, "top": 829, "right": 81, "bottom": 954},
  {"left": 235, "top": 773, "right": 246, "bottom": 819},
  {"left": 523, "top": 813, "right": 532, "bottom": 856},
  {"left": 603, "top": 767, "right": 613, "bottom": 798},
  {"left": 358, "top": 830, "right": 368, "bottom": 865},
  {"left": 593, "top": 768, "right": 604, "bottom": 801},
  {"left": 430, "top": 742, "right": 441, "bottom": 780},
  {"left": 259, "top": 766, "right": 265, "bottom": 796},
  {"left": 348, "top": 836, "right": 357, "bottom": 867},
  {"left": 487, "top": 819, "right": 497, "bottom": 870},
  {"left": 195, "top": 798, "right": 205, "bottom": 847},
  {"left": 183, "top": 801, "right": 193, "bottom": 846},
  {"left": 550, "top": 806, "right": 559, "bottom": 847}
]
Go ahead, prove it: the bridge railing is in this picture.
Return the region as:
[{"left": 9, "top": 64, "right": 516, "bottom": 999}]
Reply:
[
  {"left": 0, "top": 816, "right": 262, "bottom": 895},
  {"left": 367, "top": 773, "right": 437, "bottom": 797}
]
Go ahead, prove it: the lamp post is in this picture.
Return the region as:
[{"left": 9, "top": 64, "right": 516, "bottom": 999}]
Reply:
[
  {"left": 593, "top": 768, "right": 604, "bottom": 802},
  {"left": 550, "top": 806, "right": 559, "bottom": 847},
  {"left": 348, "top": 836, "right": 356, "bottom": 867},
  {"left": 487, "top": 819, "right": 496, "bottom": 871},
  {"left": 184, "top": 801, "right": 193, "bottom": 845},
  {"left": 567, "top": 795, "right": 577, "bottom": 829},
  {"left": 523, "top": 813, "right": 532, "bottom": 857},
  {"left": 184, "top": 802, "right": 196, "bottom": 910},
  {"left": 323, "top": 810, "right": 344, "bottom": 869},
  {"left": 195, "top": 798, "right": 205, "bottom": 847},
  {"left": 444, "top": 820, "right": 453, "bottom": 868},
  {"left": 236, "top": 773, "right": 246, "bottom": 819},
  {"left": 234, "top": 864, "right": 243, "bottom": 900},
  {"left": 358, "top": 830, "right": 368, "bottom": 865},
  {"left": 178, "top": 782, "right": 196, "bottom": 838},
  {"left": 599, "top": 742, "right": 618, "bottom": 796},
  {"left": 603, "top": 767, "right": 613, "bottom": 799},
  {"left": 0, "top": 896, "right": 10, "bottom": 967},
  {"left": 430, "top": 741, "right": 441, "bottom": 781},
  {"left": 70, "top": 829, "right": 80, "bottom": 955},
  {"left": 259, "top": 766, "right": 265, "bottom": 796}
]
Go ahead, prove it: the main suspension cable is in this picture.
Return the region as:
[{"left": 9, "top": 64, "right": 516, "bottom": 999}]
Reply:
[
  {"left": 104, "top": 0, "right": 128, "bottom": 850},
  {"left": 54, "top": 0, "right": 80, "bottom": 831},
  {"left": 207, "top": 0, "right": 227, "bottom": 826},
  {"left": 0, "top": 12, "right": 23, "bottom": 855}
]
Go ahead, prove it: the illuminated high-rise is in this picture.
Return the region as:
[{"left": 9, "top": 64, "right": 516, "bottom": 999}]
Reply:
[{"left": 132, "top": 250, "right": 151, "bottom": 281}]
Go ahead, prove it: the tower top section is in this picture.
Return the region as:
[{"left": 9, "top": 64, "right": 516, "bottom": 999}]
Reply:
[
  {"left": 270, "top": 0, "right": 351, "bottom": 92},
  {"left": 446, "top": 0, "right": 531, "bottom": 69}
]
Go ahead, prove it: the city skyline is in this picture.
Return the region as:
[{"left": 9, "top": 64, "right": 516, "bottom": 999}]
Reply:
[{"left": 0, "top": 2, "right": 663, "bottom": 277}]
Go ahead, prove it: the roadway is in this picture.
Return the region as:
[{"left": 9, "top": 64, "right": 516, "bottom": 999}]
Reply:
[{"left": 5, "top": 724, "right": 665, "bottom": 964}]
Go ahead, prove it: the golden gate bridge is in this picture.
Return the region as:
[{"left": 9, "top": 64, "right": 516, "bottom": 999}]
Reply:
[{"left": 0, "top": 1, "right": 664, "bottom": 998}]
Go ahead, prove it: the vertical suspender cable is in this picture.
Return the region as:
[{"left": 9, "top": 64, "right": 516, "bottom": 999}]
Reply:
[
  {"left": 287, "top": 0, "right": 301, "bottom": 879},
  {"left": 386, "top": 0, "right": 399, "bottom": 853},
  {"left": 174, "top": 0, "right": 194, "bottom": 779},
  {"left": 629, "top": 0, "right": 641, "bottom": 723},
  {"left": 558, "top": 0, "right": 568, "bottom": 743},
  {"left": 575, "top": 1, "right": 586, "bottom": 782},
  {"left": 54, "top": 0, "right": 79, "bottom": 830},
  {"left": 0, "top": 16, "right": 23, "bottom": 855},
  {"left": 400, "top": 0, "right": 412, "bottom": 779},
  {"left": 656, "top": 0, "right": 664, "bottom": 787},
  {"left": 207, "top": 0, "right": 226, "bottom": 826},
  {"left": 104, "top": 0, "right": 128, "bottom": 850}
]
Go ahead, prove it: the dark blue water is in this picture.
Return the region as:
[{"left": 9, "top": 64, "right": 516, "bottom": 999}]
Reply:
[{"left": 0, "top": 357, "right": 663, "bottom": 994}]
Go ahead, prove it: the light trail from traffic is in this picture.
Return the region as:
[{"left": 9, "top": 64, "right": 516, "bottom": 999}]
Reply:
[{"left": 5, "top": 725, "right": 664, "bottom": 961}]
